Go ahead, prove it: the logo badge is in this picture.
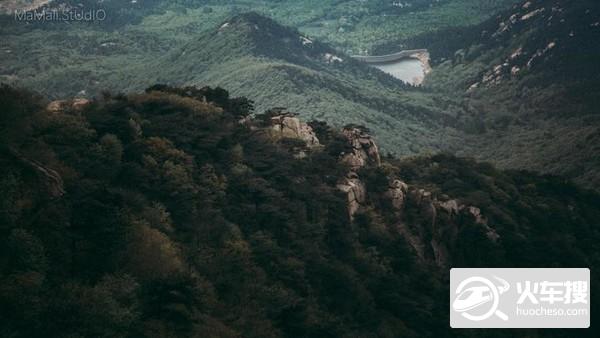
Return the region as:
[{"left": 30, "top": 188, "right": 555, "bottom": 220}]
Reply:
[
  {"left": 450, "top": 268, "right": 590, "bottom": 328},
  {"left": 453, "top": 276, "right": 509, "bottom": 321}
]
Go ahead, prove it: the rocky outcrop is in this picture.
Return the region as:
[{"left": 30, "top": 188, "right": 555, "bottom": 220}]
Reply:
[
  {"left": 336, "top": 126, "right": 382, "bottom": 218},
  {"left": 464, "top": 206, "right": 486, "bottom": 225},
  {"left": 305, "top": 116, "right": 502, "bottom": 268},
  {"left": 438, "top": 199, "right": 460, "bottom": 216},
  {"left": 463, "top": 206, "right": 500, "bottom": 241},
  {"left": 385, "top": 179, "right": 409, "bottom": 211},
  {"left": 269, "top": 112, "right": 320, "bottom": 147},
  {"left": 336, "top": 172, "right": 366, "bottom": 220},
  {"left": 340, "top": 126, "right": 381, "bottom": 169},
  {"left": 46, "top": 98, "right": 90, "bottom": 113},
  {"left": 386, "top": 185, "right": 500, "bottom": 268}
]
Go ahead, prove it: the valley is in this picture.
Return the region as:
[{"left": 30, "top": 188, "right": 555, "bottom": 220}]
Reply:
[
  {"left": 0, "top": 0, "right": 598, "bottom": 190},
  {"left": 1, "top": 1, "right": 600, "bottom": 337}
]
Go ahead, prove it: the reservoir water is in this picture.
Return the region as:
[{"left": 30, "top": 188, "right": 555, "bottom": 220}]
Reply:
[{"left": 370, "top": 58, "right": 426, "bottom": 85}]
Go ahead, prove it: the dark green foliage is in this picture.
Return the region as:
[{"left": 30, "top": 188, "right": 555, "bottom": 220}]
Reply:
[
  {"left": 1, "top": 86, "right": 599, "bottom": 337},
  {"left": 401, "top": 0, "right": 600, "bottom": 188}
]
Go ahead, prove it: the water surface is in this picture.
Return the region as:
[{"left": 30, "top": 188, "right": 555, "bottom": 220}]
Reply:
[{"left": 371, "top": 59, "right": 425, "bottom": 85}]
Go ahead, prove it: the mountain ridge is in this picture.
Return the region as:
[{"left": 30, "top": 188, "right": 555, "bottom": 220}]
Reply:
[
  {"left": 1, "top": 2, "right": 598, "bottom": 190},
  {"left": 146, "top": 12, "right": 464, "bottom": 157},
  {"left": 375, "top": 0, "right": 600, "bottom": 189},
  {"left": 2, "top": 83, "right": 599, "bottom": 337}
]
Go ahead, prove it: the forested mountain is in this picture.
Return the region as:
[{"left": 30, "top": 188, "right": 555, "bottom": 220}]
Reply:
[
  {"left": 0, "top": 8, "right": 466, "bottom": 156},
  {"left": 2, "top": 0, "right": 599, "bottom": 336},
  {"left": 1, "top": 84, "right": 599, "bottom": 337},
  {"left": 146, "top": 12, "right": 464, "bottom": 156},
  {"left": 0, "top": 0, "right": 519, "bottom": 52},
  {"left": 0, "top": 0, "right": 520, "bottom": 97},
  {"left": 383, "top": 0, "right": 600, "bottom": 188},
  {"left": 7, "top": 0, "right": 597, "bottom": 190}
]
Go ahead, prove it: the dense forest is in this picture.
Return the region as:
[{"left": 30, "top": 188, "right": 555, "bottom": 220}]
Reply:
[
  {"left": 0, "top": 0, "right": 519, "bottom": 52},
  {"left": 1, "top": 84, "right": 599, "bottom": 337},
  {"left": 374, "top": 0, "right": 600, "bottom": 189}
]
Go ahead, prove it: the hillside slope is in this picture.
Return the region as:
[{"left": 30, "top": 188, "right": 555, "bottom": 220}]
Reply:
[
  {"left": 1, "top": 84, "right": 600, "bottom": 337},
  {"left": 0, "top": 0, "right": 520, "bottom": 52},
  {"left": 390, "top": 0, "right": 600, "bottom": 188},
  {"left": 1, "top": 1, "right": 598, "bottom": 190},
  {"left": 145, "top": 12, "right": 464, "bottom": 156},
  {"left": 0, "top": 9, "right": 466, "bottom": 156}
]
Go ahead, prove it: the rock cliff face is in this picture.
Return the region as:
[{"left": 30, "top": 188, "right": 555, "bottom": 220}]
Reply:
[
  {"left": 46, "top": 98, "right": 90, "bottom": 113},
  {"left": 385, "top": 179, "right": 409, "bottom": 211},
  {"left": 414, "top": 50, "right": 432, "bottom": 75},
  {"left": 340, "top": 126, "right": 381, "bottom": 169},
  {"left": 261, "top": 114, "right": 499, "bottom": 268},
  {"left": 269, "top": 112, "right": 320, "bottom": 147},
  {"left": 336, "top": 172, "right": 366, "bottom": 220},
  {"left": 335, "top": 126, "right": 381, "bottom": 219},
  {"left": 396, "top": 187, "right": 500, "bottom": 267},
  {"left": 333, "top": 125, "right": 498, "bottom": 268},
  {"left": 411, "top": 50, "right": 432, "bottom": 86}
]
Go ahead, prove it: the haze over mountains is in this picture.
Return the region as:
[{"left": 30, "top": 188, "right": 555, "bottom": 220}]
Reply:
[{"left": 1, "top": 0, "right": 599, "bottom": 190}]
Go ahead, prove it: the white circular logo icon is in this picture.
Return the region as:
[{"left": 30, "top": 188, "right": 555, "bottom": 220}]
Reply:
[{"left": 453, "top": 276, "right": 509, "bottom": 321}]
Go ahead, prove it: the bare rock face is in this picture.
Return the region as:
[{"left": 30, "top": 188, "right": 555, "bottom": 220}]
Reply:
[
  {"left": 464, "top": 206, "right": 486, "bottom": 225},
  {"left": 340, "top": 126, "right": 381, "bottom": 169},
  {"left": 437, "top": 199, "right": 460, "bottom": 216},
  {"left": 462, "top": 206, "right": 500, "bottom": 242},
  {"left": 336, "top": 126, "right": 382, "bottom": 218},
  {"left": 395, "top": 188, "right": 501, "bottom": 268},
  {"left": 410, "top": 188, "right": 437, "bottom": 223},
  {"left": 336, "top": 172, "right": 366, "bottom": 220},
  {"left": 269, "top": 113, "right": 320, "bottom": 147},
  {"left": 46, "top": 98, "right": 90, "bottom": 113},
  {"left": 385, "top": 179, "right": 409, "bottom": 211}
]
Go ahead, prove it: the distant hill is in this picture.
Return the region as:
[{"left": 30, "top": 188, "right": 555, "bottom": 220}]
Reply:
[
  {"left": 130, "top": 12, "right": 466, "bottom": 156},
  {"left": 0, "top": 9, "right": 468, "bottom": 156},
  {"left": 1, "top": 0, "right": 598, "bottom": 190},
  {"left": 382, "top": 0, "right": 600, "bottom": 188},
  {"left": 0, "top": 0, "right": 54, "bottom": 13},
  {"left": 0, "top": 0, "right": 521, "bottom": 52}
]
